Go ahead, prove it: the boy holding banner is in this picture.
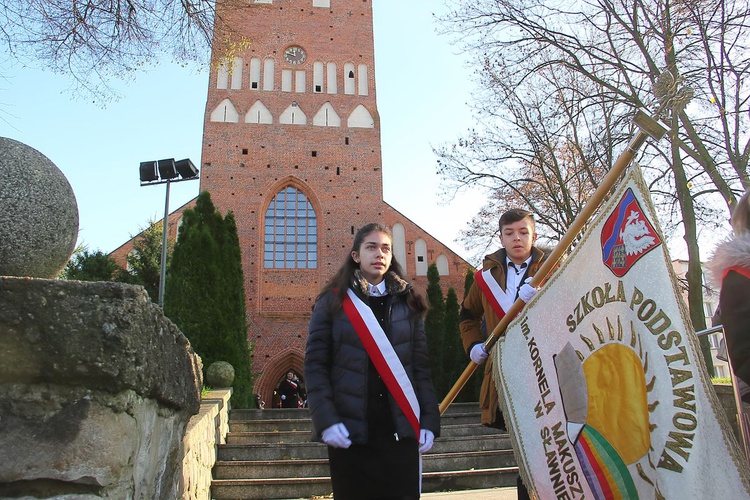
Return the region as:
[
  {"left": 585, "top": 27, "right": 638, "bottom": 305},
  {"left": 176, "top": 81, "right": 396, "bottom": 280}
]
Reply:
[
  {"left": 305, "top": 223, "right": 440, "bottom": 499},
  {"left": 459, "top": 208, "right": 547, "bottom": 498}
]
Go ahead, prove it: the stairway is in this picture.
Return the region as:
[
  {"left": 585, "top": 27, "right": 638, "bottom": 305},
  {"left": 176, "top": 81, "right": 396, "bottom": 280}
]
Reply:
[
  {"left": 211, "top": 403, "right": 518, "bottom": 500},
  {"left": 211, "top": 402, "right": 519, "bottom": 499}
]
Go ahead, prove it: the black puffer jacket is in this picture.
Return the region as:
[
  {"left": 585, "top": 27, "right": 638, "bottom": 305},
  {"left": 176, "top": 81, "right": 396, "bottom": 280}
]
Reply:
[
  {"left": 305, "top": 271, "right": 440, "bottom": 444},
  {"left": 709, "top": 233, "right": 750, "bottom": 386}
]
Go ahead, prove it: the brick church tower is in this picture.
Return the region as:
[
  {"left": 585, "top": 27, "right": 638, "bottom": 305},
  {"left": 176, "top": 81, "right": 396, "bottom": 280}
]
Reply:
[{"left": 116, "top": 0, "right": 471, "bottom": 405}]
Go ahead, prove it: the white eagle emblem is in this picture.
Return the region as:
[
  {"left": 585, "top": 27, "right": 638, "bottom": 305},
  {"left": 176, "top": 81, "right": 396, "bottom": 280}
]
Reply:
[{"left": 619, "top": 210, "right": 656, "bottom": 255}]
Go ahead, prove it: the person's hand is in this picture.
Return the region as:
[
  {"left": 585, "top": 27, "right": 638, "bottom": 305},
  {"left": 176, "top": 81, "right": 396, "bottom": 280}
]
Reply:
[
  {"left": 470, "top": 343, "right": 488, "bottom": 364},
  {"left": 322, "top": 422, "right": 352, "bottom": 449},
  {"left": 518, "top": 278, "right": 538, "bottom": 302},
  {"left": 281, "top": 395, "right": 286, "bottom": 400},
  {"left": 419, "top": 429, "right": 435, "bottom": 453}
]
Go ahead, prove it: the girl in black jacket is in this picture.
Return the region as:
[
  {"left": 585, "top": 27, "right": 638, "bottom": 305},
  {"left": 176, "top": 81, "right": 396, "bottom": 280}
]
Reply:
[{"left": 305, "top": 223, "right": 440, "bottom": 499}]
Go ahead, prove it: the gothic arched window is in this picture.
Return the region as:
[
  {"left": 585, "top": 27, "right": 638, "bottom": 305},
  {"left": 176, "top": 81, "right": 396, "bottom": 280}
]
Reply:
[{"left": 263, "top": 186, "right": 317, "bottom": 269}]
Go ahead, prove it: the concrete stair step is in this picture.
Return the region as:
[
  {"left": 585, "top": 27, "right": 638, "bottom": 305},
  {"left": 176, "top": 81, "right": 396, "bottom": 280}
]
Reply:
[
  {"left": 211, "top": 466, "right": 519, "bottom": 500},
  {"left": 228, "top": 416, "right": 498, "bottom": 435},
  {"left": 226, "top": 430, "right": 312, "bottom": 445},
  {"left": 225, "top": 423, "right": 503, "bottom": 444},
  {"left": 229, "top": 419, "right": 314, "bottom": 433},
  {"left": 213, "top": 449, "right": 516, "bottom": 479},
  {"left": 218, "top": 442, "right": 328, "bottom": 461},
  {"left": 212, "top": 402, "right": 516, "bottom": 498},
  {"left": 218, "top": 434, "right": 511, "bottom": 460},
  {"left": 229, "top": 408, "right": 309, "bottom": 421},
  {"left": 227, "top": 402, "right": 482, "bottom": 422}
]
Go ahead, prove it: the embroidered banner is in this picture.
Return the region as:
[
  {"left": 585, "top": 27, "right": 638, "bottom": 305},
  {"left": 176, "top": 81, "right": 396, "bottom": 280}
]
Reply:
[{"left": 495, "top": 166, "right": 750, "bottom": 498}]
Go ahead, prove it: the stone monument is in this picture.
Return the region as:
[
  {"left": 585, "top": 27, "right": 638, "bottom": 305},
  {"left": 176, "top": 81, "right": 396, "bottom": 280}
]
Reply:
[
  {"left": 0, "top": 139, "right": 203, "bottom": 499},
  {"left": 0, "top": 137, "right": 79, "bottom": 278}
]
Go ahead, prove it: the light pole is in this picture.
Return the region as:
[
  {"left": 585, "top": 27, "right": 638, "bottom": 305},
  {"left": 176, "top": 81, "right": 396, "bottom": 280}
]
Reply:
[{"left": 139, "top": 158, "right": 199, "bottom": 306}]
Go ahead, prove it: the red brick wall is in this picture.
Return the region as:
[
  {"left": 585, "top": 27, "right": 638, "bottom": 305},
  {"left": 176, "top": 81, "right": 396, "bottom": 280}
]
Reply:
[{"left": 115, "top": 1, "right": 473, "bottom": 404}]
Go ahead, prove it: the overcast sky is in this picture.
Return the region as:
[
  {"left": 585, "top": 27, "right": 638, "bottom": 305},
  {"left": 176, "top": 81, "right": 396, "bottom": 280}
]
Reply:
[{"left": 0, "top": 1, "right": 488, "bottom": 263}]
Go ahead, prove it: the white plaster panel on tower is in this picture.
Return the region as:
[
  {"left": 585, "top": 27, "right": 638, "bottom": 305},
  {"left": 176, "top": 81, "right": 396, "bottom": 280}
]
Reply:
[
  {"left": 415, "top": 239, "right": 428, "bottom": 276},
  {"left": 280, "top": 103, "right": 307, "bottom": 125},
  {"left": 246, "top": 100, "right": 273, "bottom": 124},
  {"left": 348, "top": 105, "right": 374, "bottom": 128},
  {"left": 295, "top": 70, "right": 306, "bottom": 93},
  {"left": 282, "top": 70, "right": 293, "bottom": 92},
  {"left": 313, "top": 62, "right": 324, "bottom": 93},
  {"left": 392, "top": 223, "right": 407, "bottom": 273},
  {"left": 263, "top": 59, "right": 275, "bottom": 90},
  {"left": 436, "top": 254, "right": 450, "bottom": 276},
  {"left": 250, "top": 57, "right": 262, "bottom": 90},
  {"left": 254, "top": 0, "right": 272, "bottom": 3},
  {"left": 344, "top": 63, "right": 355, "bottom": 95},
  {"left": 312, "top": 0, "right": 330, "bottom": 7},
  {"left": 210, "top": 98, "right": 240, "bottom": 122},
  {"left": 357, "top": 64, "right": 368, "bottom": 96},
  {"left": 217, "top": 61, "right": 229, "bottom": 89},
  {"left": 231, "top": 58, "right": 243, "bottom": 89},
  {"left": 326, "top": 63, "right": 337, "bottom": 94},
  {"left": 313, "top": 103, "right": 341, "bottom": 127}
]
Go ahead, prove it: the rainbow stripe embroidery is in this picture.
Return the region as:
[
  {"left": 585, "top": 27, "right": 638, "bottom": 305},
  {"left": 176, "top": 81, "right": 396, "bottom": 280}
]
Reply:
[{"left": 574, "top": 425, "right": 638, "bottom": 500}]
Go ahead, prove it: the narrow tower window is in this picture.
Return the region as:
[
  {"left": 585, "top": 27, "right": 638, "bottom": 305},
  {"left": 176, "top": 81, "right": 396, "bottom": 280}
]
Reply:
[
  {"left": 357, "top": 64, "right": 368, "bottom": 95},
  {"left": 263, "top": 58, "right": 275, "bottom": 90},
  {"left": 217, "top": 61, "right": 229, "bottom": 89},
  {"left": 326, "top": 63, "right": 338, "bottom": 94},
  {"left": 231, "top": 57, "right": 243, "bottom": 90},
  {"left": 250, "top": 57, "right": 262, "bottom": 89},
  {"left": 313, "top": 62, "right": 324, "bottom": 93},
  {"left": 344, "top": 63, "right": 355, "bottom": 95}
]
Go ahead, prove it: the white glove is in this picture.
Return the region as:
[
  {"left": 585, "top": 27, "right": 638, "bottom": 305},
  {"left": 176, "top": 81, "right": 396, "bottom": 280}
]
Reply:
[
  {"left": 470, "top": 343, "right": 488, "bottom": 364},
  {"left": 322, "top": 422, "right": 352, "bottom": 449},
  {"left": 518, "top": 278, "right": 538, "bottom": 302},
  {"left": 281, "top": 395, "right": 286, "bottom": 400},
  {"left": 419, "top": 429, "right": 435, "bottom": 453}
]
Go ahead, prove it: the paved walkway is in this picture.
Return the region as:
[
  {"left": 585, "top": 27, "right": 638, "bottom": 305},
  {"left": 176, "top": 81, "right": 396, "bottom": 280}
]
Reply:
[
  {"left": 422, "top": 487, "right": 517, "bottom": 499},
  {"left": 303, "top": 487, "right": 518, "bottom": 499}
]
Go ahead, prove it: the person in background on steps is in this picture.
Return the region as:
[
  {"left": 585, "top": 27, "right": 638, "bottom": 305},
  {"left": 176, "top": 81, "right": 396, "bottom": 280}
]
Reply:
[
  {"left": 305, "top": 223, "right": 441, "bottom": 500},
  {"left": 458, "top": 209, "right": 547, "bottom": 500},
  {"left": 278, "top": 371, "right": 302, "bottom": 408}
]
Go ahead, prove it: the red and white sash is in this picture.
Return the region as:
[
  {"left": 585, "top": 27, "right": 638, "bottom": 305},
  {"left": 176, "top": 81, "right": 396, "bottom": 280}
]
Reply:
[
  {"left": 342, "top": 289, "right": 421, "bottom": 435},
  {"left": 474, "top": 268, "right": 514, "bottom": 321},
  {"left": 723, "top": 265, "right": 750, "bottom": 281}
]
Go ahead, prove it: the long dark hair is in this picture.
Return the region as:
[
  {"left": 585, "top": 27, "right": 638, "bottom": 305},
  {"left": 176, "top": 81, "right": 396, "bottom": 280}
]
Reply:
[{"left": 316, "top": 223, "right": 427, "bottom": 315}]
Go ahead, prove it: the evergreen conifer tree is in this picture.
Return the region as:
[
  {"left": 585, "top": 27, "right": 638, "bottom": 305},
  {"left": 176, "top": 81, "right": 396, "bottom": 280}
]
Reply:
[
  {"left": 163, "top": 191, "right": 253, "bottom": 408},
  {"left": 118, "top": 221, "right": 169, "bottom": 301},
  {"left": 443, "top": 286, "right": 473, "bottom": 402},
  {"left": 425, "top": 264, "right": 447, "bottom": 395},
  {"left": 60, "top": 248, "right": 124, "bottom": 281}
]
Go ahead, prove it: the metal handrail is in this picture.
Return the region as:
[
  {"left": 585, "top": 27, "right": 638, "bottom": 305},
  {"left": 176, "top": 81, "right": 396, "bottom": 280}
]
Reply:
[{"left": 696, "top": 325, "right": 750, "bottom": 465}]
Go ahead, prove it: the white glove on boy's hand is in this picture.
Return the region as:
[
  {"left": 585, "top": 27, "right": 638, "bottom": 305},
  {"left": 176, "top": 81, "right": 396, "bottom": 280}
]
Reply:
[
  {"left": 419, "top": 429, "right": 435, "bottom": 453},
  {"left": 322, "top": 422, "right": 352, "bottom": 449},
  {"left": 518, "top": 277, "right": 538, "bottom": 302},
  {"left": 470, "top": 343, "right": 488, "bottom": 364}
]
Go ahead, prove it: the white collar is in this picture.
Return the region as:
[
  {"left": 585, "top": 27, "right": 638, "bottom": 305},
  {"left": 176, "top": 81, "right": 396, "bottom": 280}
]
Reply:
[
  {"left": 506, "top": 256, "right": 531, "bottom": 274},
  {"left": 368, "top": 281, "right": 387, "bottom": 297}
]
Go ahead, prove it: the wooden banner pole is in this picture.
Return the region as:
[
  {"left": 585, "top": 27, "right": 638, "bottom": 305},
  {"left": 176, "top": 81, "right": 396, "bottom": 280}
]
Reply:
[{"left": 439, "top": 124, "right": 657, "bottom": 415}]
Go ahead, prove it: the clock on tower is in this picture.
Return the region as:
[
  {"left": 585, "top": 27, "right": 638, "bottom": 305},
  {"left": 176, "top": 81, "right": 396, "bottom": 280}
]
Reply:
[{"left": 283, "top": 46, "right": 307, "bottom": 65}]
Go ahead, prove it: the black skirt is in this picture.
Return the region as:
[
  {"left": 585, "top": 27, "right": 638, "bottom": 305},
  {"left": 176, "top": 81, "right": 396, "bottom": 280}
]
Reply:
[{"left": 327, "top": 435, "right": 420, "bottom": 499}]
